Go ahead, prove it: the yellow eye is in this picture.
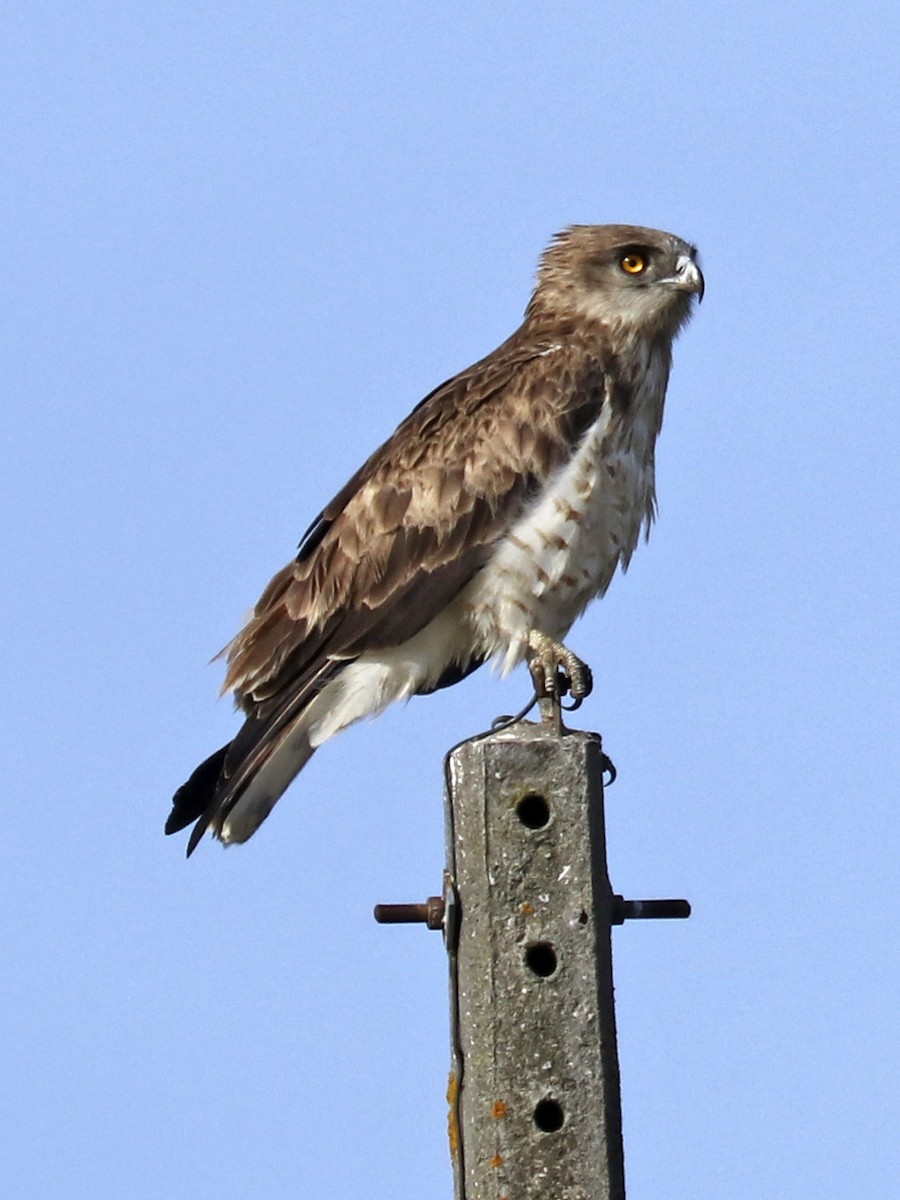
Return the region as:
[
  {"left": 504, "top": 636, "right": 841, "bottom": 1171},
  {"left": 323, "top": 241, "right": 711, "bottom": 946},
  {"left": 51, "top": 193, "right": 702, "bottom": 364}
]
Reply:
[{"left": 620, "top": 253, "right": 646, "bottom": 275}]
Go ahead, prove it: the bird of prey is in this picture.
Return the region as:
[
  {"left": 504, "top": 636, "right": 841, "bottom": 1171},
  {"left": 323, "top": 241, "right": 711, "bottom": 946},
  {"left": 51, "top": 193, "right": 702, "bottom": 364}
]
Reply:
[{"left": 167, "top": 224, "right": 703, "bottom": 854}]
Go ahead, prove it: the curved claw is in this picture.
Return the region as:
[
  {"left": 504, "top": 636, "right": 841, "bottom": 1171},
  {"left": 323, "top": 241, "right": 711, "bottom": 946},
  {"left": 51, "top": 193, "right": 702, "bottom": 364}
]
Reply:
[
  {"left": 563, "top": 657, "right": 593, "bottom": 702},
  {"left": 525, "top": 631, "right": 594, "bottom": 704}
]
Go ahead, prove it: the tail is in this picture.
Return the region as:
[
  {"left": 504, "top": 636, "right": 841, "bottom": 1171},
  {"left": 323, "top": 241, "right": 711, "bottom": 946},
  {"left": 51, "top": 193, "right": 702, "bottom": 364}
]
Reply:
[
  {"left": 167, "top": 652, "right": 350, "bottom": 855},
  {"left": 167, "top": 647, "right": 431, "bottom": 854},
  {"left": 165, "top": 714, "right": 317, "bottom": 856}
]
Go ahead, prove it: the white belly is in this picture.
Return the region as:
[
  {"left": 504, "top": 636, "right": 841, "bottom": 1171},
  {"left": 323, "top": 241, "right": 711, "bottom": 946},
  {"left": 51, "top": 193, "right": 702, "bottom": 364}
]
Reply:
[{"left": 463, "top": 385, "right": 663, "bottom": 672}]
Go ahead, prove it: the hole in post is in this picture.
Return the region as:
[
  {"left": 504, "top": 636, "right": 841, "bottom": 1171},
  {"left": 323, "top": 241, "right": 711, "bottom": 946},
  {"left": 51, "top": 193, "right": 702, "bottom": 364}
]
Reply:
[
  {"left": 524, "top": 942, "right": 558, "bottom": 977},
  {"left": 533, "top": 1098, "right": 565, "bottom": 1133},
  {"left": 515, "top": 792, "right": 550, "bottom": 829}
]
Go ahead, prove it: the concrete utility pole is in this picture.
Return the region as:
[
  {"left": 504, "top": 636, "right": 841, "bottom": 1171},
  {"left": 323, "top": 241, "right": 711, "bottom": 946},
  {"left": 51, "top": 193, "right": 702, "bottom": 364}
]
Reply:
[{"left": 375, "top": 712, "right": 689, "bottom": 1200}]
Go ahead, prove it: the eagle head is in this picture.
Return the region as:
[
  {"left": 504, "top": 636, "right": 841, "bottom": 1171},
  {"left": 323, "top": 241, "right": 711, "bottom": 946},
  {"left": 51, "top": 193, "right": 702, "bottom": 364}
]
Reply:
[{"left": 529, "top": 224, "right": 704, "bottom": 340}]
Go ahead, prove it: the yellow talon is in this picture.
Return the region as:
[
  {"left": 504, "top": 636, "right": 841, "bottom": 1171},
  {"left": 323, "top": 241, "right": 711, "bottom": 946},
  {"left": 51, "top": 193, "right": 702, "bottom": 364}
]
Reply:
[{"left": 525, "top": 631, "right": 594, "bottom": 703}]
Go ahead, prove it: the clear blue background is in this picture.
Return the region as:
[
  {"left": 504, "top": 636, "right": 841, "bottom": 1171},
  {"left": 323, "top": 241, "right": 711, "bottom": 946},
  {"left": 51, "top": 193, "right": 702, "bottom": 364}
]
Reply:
[{"left": 2, "top": 4, "right": 898, "bottom": 1197}]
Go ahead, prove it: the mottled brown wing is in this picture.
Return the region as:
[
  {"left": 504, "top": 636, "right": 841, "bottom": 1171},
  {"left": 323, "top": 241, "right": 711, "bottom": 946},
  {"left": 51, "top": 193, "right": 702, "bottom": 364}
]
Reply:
[{"left": 220, "top": 323, "right": 608, "bottom": 712}]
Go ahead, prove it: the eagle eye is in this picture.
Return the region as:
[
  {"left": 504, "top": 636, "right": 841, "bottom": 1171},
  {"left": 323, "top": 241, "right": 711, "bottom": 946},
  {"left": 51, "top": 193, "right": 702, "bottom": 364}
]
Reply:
[{"left": 619, "top": 251, "right": 647, "bottom": 276}]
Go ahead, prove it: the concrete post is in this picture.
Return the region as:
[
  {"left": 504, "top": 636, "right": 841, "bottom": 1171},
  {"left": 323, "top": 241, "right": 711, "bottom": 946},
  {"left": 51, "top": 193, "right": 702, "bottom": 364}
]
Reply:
[{"left": 445, "top": 720, "right": 625, "bottom": 1200}]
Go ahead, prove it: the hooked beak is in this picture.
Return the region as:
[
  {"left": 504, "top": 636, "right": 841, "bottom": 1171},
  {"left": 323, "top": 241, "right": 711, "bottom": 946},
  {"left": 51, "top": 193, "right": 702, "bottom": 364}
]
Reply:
[{"left": 667, "top": 253, "right": 705, "bottom": 302}]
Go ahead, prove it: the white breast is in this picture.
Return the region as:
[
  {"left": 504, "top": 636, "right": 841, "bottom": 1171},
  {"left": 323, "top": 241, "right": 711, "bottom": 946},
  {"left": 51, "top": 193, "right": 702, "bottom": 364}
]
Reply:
[{"left": 464, "top": 350, "right": 669, "bottom": 672}]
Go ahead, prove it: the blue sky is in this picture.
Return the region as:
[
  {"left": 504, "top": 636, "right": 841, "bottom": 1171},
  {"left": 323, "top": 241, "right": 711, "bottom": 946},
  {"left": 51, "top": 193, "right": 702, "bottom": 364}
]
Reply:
[{"left": 2, "top": 4, "right": 898, "bottom": 1197}]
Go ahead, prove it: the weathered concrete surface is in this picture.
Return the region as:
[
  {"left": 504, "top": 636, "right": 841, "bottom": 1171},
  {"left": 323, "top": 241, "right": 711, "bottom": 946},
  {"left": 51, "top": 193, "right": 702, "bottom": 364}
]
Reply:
[{"left": 446, "top": 721, "right": 624, "bottom": 1200}]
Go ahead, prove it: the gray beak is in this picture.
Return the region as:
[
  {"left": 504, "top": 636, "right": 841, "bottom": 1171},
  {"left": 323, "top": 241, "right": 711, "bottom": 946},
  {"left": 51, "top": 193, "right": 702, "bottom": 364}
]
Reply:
[{"left": 671, "top": 254, "right": 705, "bottom": 302}]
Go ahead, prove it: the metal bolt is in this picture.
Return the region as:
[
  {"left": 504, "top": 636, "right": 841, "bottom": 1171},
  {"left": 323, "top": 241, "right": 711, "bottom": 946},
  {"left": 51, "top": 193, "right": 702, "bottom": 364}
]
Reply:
[
  {"left": 374, "top": 895, "right": 445, "bottom": 930},
  {"left": 610, "top": 895, "right": 691, "bottom": 925}
]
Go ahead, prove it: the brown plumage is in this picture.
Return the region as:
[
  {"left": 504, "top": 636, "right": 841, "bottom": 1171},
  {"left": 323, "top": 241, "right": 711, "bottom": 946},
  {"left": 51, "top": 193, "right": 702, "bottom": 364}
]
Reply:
[{"left": 167, "top": 224, "right": 703, "bottom": 853}]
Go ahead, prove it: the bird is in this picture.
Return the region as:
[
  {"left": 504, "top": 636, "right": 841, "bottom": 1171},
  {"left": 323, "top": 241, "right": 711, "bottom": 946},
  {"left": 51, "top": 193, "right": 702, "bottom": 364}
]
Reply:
[{"left": 167, "top": 224, "right": 703, "bottom": 854}]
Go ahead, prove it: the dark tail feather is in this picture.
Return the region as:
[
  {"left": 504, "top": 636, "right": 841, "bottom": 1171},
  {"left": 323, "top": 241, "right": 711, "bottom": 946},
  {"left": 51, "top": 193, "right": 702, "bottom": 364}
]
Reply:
[
  {"left": 168, "top": 661, "right": 342, "bottom": 856},
  {"left": 166, "top": 744, "right": 230, "bottom": 849}
]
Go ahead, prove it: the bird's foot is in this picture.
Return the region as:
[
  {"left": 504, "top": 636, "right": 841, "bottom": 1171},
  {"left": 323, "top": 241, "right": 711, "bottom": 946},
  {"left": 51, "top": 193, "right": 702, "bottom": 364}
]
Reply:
[{"left": 525, "top": 631, "right": 593, "bottom": 730}]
